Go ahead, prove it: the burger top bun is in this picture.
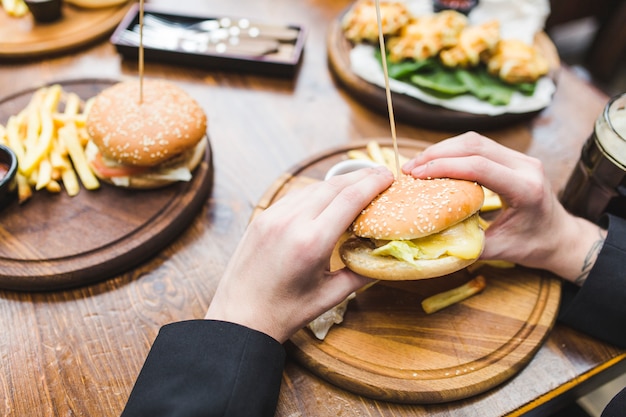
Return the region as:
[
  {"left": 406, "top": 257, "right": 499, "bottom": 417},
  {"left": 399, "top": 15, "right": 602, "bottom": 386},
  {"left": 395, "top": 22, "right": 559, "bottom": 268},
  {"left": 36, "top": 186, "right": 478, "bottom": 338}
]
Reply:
[
  {"left": 352, "top": 174, "right": 484, "bottom": 240},
  {"left": 87, "top": 79, "right": 207, "bottom": 167}
]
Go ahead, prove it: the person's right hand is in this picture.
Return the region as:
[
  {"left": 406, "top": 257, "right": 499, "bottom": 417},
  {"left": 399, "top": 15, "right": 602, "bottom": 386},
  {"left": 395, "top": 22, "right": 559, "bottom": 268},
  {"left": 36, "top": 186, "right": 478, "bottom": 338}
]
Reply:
[
  {"left": 402, "top": 132, "right": 606, "bottom": 285},
  {"left": 205, "top": 166, "right": 394, "bottom": 343}
]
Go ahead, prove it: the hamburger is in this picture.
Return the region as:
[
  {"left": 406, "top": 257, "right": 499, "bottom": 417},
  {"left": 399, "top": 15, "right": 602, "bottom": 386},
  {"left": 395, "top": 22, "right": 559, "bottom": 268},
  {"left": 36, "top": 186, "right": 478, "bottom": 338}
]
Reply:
[
  {"left": 339, "top": 174, "right": 485, "bottom": 280},
  {"left": 85, "top": 79, "right": 208, "bottom": 189}
]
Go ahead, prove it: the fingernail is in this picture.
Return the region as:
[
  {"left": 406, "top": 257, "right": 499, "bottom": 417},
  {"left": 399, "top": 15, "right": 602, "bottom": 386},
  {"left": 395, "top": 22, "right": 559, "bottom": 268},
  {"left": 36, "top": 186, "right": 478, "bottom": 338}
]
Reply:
[
  {"left": 373, "top": 165, "right": 391, "bottom": 175},
  {"left": 411, "top": 165, "right": 425, "bottom": 176}
]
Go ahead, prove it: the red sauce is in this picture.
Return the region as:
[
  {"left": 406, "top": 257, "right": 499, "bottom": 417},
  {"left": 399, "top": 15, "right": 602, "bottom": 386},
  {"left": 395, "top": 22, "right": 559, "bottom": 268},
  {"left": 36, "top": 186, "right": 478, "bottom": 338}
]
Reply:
[{"left": 0, "top": 162, "right": 9, "bottom": 181}]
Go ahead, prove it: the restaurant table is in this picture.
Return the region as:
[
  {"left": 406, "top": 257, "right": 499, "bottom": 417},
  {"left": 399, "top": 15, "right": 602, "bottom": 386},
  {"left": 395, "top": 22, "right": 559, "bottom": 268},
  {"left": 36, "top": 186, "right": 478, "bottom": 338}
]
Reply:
[{"left": 1, "top": 0, "right": 625, "bottom": 416}]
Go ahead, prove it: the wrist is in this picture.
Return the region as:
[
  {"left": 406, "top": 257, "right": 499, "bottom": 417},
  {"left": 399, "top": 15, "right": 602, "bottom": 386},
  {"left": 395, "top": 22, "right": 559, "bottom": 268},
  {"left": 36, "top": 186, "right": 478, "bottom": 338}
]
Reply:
[{"left": 544, "top": 214, "right": 606, "bottom": 284}]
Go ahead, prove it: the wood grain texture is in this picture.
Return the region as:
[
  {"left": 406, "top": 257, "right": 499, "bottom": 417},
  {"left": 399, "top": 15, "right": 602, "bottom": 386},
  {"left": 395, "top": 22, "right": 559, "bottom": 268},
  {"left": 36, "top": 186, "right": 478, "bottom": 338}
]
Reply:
[
  {"left": 0, "top": 79, "right": 214, "bottom": 290},
  {"left": 0, "top": 1, "right": 133, "bottom": 59},
  {"left": 0, "top": 0, "right": 624, "bottom": 416},
  {"left": 327, "top": 12, "right": 561, "bottom": 131},
  {"left": 255, "top": 139, "right": 561, "bottom": 403}
]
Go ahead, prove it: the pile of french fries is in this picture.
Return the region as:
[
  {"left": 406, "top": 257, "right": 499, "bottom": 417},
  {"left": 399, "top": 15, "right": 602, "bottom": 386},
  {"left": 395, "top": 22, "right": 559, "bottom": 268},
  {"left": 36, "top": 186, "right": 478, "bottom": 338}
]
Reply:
[
  {"left": 346, "top": 140, "right": 410, "bottom": 177},
  {"left": 0, "top": 84, "right": 100, "bottom": 203},
  {"left": 1, "top": 0, "right": 28, "bottom": 17}
]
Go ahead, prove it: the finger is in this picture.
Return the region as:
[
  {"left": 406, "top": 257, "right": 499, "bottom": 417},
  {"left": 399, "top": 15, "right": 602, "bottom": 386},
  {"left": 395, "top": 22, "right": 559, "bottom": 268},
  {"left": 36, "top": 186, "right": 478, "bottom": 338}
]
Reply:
[
  {"left": 321, "top": 268, "right": 376, "bottom": 308},
  {"left": 403, "top": 132, "right": 532, "bottom": 173},
  {"left": 404, "top": 154, "right": 539, "bottom": 204},
  {"left": 271, "top": 166, "right": 389, "bottom": 220},
  {"left": 314, "top": 166, "right": 394, "bottom": 245}
]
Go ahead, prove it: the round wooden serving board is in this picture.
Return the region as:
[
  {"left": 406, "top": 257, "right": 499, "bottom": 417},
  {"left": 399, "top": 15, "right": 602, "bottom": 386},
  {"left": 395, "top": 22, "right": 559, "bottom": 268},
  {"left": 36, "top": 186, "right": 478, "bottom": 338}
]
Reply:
[
  {"left": 327, "top": 9, "right": 561, "bottom": 131},
  {"left": 0, "top": 1, "right": 133, "bottom": 59},
  {"left": 254, "top": 139, "right": 561, "bottom": 404},
  {"left": 0, "top": 79, "right": 214, "bottom": 291}
]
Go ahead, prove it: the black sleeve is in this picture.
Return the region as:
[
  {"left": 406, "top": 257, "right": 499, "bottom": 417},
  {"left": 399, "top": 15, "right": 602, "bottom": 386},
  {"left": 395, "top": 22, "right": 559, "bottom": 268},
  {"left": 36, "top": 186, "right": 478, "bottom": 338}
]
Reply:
[
  {"left": 120, "top": 320, "right": 286, "bottom": 417},
  {"left": 558, "top": 215, "right": 626, "bottom": 348}
]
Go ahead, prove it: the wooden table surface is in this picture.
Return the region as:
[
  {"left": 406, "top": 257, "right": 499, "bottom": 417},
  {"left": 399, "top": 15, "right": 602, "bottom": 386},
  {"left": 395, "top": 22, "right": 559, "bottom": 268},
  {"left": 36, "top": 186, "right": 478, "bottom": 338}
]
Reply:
[{"left": 1, "top": 0, "right": 624, "bottom": 416}]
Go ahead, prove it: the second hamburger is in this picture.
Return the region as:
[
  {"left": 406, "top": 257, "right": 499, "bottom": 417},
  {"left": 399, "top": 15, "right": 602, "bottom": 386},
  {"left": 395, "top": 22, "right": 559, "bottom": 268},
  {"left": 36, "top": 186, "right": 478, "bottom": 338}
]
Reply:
[
  {"left": 85, "top": 79, "right": 208, "bottom": 189},
  {"left": 340, "top": 174, "right": 485, "bottom": 280}
]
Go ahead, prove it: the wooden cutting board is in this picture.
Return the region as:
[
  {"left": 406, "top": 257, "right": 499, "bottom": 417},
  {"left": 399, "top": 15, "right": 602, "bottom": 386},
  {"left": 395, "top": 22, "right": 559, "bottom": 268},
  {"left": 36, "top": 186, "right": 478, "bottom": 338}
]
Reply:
[
  {"left": 326, "top": 8, "right": 561, "bottom": 131},
  {"left": 0, "top": 79, "right": 214, "bottom": 291},
  {"left": 254, "top": 139, "right": 561, "bottom": 403},
  {"left": 0, "top": 1, "right": 133, "bottom": 59}
]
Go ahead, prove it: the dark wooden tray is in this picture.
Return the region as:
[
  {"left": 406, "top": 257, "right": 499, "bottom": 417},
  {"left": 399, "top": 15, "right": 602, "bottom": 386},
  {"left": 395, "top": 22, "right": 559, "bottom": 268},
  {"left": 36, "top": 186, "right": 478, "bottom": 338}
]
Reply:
[
  {"left": 0, "top": 2, "right": 133, "bottom": 59},
  {"left": 326, "top": 9, "right": 561, "bottom": 131},
  {"left": 0, "top": 79, "right": 214, "bottom": 291},
  {"left": 254, "top": 139, "right": 561, "bottom": 403}
]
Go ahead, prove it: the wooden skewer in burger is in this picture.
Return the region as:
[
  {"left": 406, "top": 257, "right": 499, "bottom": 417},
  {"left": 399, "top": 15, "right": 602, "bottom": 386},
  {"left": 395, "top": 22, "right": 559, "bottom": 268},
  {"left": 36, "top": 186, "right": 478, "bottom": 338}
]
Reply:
[
  {"left": 339, "top": 0, "right": 485, "bottom": 280},
  {"left": 84, "top": 0, "right": 208, "bottom": 189}
]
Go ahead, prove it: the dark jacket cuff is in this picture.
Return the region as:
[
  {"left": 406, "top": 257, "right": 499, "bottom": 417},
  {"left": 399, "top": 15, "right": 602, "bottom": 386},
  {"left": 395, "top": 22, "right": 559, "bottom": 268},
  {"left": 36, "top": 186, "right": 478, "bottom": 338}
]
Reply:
[
  {"left": 558, "top": 215, "right": 626, "bottom": 348},
  {"left": 121, "top": 319, "right": 286, "bottom": 417}
]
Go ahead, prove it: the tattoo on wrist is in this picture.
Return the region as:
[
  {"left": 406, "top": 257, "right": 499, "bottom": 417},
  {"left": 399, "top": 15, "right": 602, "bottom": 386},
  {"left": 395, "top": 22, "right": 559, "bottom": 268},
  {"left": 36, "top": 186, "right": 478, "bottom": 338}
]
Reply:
[{"left": 575, "top": 227, "right": 606, "bottom": 286}]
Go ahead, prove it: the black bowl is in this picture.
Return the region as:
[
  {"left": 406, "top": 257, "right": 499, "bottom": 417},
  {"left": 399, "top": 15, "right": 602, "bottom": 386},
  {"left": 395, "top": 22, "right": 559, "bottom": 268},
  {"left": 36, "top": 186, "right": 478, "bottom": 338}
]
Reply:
[
  {"left": 24, "top": 0, "right": 62, "bottom": 23},
  {"left": 0, "top": 144, "right": 18, "bottom": 208}
]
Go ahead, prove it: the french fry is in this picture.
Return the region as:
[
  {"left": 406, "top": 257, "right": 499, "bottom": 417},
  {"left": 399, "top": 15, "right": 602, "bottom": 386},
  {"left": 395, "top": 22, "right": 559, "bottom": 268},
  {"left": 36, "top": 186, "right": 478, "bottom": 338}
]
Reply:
[
  {"left": 49, "top": 145, "right": 68, "bottom": 171},
  {"left": 366, "top": 140, "right": 387, "bottom": 166},
  {"left": 21, "top": 106, "right": 55, "bottom": 176},
  {"left": 0, "top": 124, "right": 6, "bottom": 145},
  {"left": 6, "top": 115, "right": 26, "bottom": 164},
  {"left": 16, "top": 173, "right": 32, "bottom": 203},
  {"left": 64, "top": 92, "right": 81, "bottom": 116},
  {"left": 421, "top": 275, "right": 487, "bottom": 314},
  {"left": 2, "top": 0, "right": 28, "bottom": 17},
  {"left": 2, "top": 85, "right": 101, "bottom": 202},
  {"left": 45, "top": 180, "right": 62, "bottom": 193},
  {"left": 481, "top": 186, "right": 503, "bottom": 212},
  {"left": 42, "top": 84, "right": 62, "bottom": 112},
  {"left": 346, "top": 149, "right": 371, "bottom": 161},
  {"left": 35, "top": 158, "right": 53, "bottom": 190},
  {"left": 467, "top": 259, "right": 515, "bottom": 274},
  {"left": 59, "top": 122, "right": 100, "bottom": 191},
  {"left": 380, "top": 146, "right": 410, "bottom": 175},
  {"left": 350, "top": 140, "right": 411, "bottom": 174},
  {"left": 61, "top": 166, "right": 81, "bottom": 197}
]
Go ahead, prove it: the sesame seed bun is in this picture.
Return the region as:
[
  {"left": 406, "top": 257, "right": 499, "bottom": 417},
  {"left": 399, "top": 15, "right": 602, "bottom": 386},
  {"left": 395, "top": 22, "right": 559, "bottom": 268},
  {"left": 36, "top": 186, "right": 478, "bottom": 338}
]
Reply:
[
  {"left": 340, "top": 175, "right": 485, "bottom": 280},
  {"left": 85, "top": 79, "right": 208, "bottom": 189},
  {"left": 87, "top": 79, "right": 207, "bottom": 167}
]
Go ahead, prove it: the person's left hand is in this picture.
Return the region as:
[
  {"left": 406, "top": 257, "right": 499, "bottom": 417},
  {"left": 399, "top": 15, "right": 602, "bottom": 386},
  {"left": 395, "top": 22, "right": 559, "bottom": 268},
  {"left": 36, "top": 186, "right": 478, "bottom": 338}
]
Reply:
[{"left": 205, "top": 166, "right": 394, "bottom": 343}]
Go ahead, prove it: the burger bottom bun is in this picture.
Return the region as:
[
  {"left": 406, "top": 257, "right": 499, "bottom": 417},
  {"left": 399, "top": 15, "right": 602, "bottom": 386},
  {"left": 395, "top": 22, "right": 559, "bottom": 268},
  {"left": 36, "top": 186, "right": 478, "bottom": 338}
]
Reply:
[
  {"left": 339, "top": 236, "right": 480, "bottom": 281},
  {"left": 97, "top": 136, "right": 208, "bottom": 190}
]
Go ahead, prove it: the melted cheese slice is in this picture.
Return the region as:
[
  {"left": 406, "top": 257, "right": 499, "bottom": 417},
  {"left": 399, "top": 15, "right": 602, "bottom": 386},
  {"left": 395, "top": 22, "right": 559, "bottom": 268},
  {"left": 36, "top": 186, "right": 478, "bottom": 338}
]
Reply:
[{"left": 371, "top": 213, "right": 483, "bottom": 266}]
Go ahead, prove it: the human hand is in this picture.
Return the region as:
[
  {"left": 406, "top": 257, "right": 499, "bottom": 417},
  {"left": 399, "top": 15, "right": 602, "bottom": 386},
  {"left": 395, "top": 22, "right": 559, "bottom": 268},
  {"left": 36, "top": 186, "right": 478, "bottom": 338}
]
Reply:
[
  {"left": 402, "top": 132, "right": 606, "bottom": 284},
  {"left": 205, "top": 166, "right": 394, "bottom": 343}
]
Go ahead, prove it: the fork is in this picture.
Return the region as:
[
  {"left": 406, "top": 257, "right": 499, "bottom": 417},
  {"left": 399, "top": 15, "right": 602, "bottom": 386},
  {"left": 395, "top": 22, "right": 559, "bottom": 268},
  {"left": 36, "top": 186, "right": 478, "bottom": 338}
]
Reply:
[{"left": 142, "top": 13, "right": 300, "bottom": 42}]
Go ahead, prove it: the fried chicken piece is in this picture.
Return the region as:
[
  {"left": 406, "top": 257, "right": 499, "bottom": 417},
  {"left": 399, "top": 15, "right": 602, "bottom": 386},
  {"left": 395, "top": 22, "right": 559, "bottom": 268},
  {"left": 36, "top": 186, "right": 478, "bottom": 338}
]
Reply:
[
  {"left": 439, "top": 20, "right": 500, "bottom": 68},
  {"left": 486, "top": 39, "right": 549, "bottom": 84},
  {"left": 342, "top": 0, "right": 411, "bottom": 43},
  {"left": 387, "top": 10, "right": 468, "bottom": 62}
]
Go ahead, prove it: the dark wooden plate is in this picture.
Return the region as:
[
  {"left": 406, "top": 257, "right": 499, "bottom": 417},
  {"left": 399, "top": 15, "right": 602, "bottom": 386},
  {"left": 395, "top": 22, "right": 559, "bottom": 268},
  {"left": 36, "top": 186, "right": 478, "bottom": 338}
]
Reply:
[
  {"left": 0, "top": 1, "right": 133, "bottom": 59},
  {"left": 0, "top": 79, "right": 214, "bottom": 291},
  {"left": 254, "top": 138, "right": 561, "bottom": 403},
  {"left": 326, "top": 11, "right": 561, "bottom": 131}
]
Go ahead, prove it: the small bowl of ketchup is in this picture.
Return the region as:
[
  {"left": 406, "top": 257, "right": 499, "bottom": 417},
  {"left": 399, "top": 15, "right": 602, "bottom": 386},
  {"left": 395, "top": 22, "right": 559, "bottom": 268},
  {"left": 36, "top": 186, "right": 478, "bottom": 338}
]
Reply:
[{"left": 0, "top": 144, "right": 18, "bottom": 208}]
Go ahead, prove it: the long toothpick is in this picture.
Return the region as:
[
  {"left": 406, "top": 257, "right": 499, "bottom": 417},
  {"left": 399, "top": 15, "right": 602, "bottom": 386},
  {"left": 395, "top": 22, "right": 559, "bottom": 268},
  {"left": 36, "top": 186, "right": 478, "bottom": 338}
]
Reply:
[
  {"left": 374, "top": 0, "right": 400, "bottom": 177},
  {"left": 138, "top": 0, "right": 145, "bottom": 104}
]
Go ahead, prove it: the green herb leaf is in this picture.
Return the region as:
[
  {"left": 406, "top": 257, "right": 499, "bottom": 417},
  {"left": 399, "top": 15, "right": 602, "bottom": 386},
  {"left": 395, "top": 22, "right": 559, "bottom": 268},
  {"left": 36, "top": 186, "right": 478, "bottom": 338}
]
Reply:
[{"left": 380, "top": 52, "right": 538, "bottom": 106}]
